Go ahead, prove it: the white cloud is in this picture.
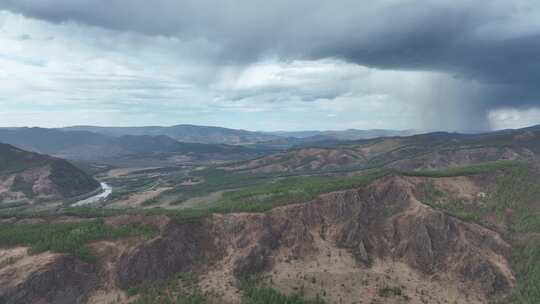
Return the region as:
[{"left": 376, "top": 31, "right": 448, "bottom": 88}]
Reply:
[{"left": 488, "top": 107, "right": 540, "bottom": 130}]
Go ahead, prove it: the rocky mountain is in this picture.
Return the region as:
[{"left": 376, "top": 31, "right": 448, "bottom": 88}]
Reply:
[
  {"left": 0, "top": 143, "right": 100, "bottom": 206},
  {"left": 61, "top": 125, "right": 280, "bottom": 145},
  {"left": 0, "top": 170, "right": 524, "bottom": 303}
]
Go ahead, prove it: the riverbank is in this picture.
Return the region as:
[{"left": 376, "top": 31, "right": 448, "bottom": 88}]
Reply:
[{"left": 71, "top": 183, "right": 112, "bottom": 206}]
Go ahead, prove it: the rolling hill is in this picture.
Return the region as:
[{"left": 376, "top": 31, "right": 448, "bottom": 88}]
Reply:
[
  {"left": 270, "top": 128, "right": 417, "bottom": 140},
  {"left": 0, "top": 143, "right": 100, "bottom": 206},
  {"left": 0, "top": 128, "right": 268, "bottom": 165},
  {"left": 223, "top": 129, "right": 540, "bottom": 173},
  {"left": 61, "top": 125, "right": 418, "bottom": 144}
]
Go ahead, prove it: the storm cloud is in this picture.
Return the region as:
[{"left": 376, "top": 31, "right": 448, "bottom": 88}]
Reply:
[{"left": 1, "top": 0, "right": 539, "bottom": 131}]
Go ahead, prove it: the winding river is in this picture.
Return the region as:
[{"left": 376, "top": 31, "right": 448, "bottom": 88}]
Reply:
[{"left": 71, "top": 182, "right": 112, "bottom": 206}]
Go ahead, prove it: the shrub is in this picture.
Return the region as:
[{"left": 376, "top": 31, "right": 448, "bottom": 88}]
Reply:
[
  {"left": 0, "top": 220, "right": 156, "bottom": 261},
  {"left": 378, "top": 286, "right": 403, "bottom": 298},
  {"left": 242, "top": 285, "right": 326, "bottom": 304}
]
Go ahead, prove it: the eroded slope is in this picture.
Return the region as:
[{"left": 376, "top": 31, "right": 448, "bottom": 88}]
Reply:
[{"left": 0, "top": 169, "right": 532, "bottom": 304}]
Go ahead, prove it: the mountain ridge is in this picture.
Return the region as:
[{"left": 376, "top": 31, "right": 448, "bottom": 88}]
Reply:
[
  {"left": 0, "top": 127, "right": 267, "bottom": 165},
  {"left": 60, "top": 124, "right": 280, "bottom": 145}
]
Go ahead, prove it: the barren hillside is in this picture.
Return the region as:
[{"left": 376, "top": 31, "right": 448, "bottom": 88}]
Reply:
[
  {"left": 2, "top": 166, "right": 537, "bottom": 303},
  {"left": 0, "top": 143, "right": 100, "bottom": 207}
]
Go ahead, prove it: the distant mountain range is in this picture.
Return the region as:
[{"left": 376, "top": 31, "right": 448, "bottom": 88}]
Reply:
[
  {"left": 61, "top": 125, "right": 418, "bottom": 144},
  {"left": 61, "top": 125, "right": 280, "bottom": 145},
  {"left": 0, "top": 127, "right": 266, "bottom": 165},
  {"left": 269, "top": 129, "right": 417, "bottom": 140},
  {"left": 2, "top": 124, "right": 538, "bottom": 166}
]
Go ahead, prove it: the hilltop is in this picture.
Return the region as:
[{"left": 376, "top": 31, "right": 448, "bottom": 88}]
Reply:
[{"left": 224, "top": 129, "right": 540, "bottom": 173}]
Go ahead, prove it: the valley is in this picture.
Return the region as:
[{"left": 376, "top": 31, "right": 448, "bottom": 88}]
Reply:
[
  {"left": 2, "top": 2, "right": 538, "bottom": 303},
  {"left": 0, "top": 126, "right": 540, "bottom": 303}
]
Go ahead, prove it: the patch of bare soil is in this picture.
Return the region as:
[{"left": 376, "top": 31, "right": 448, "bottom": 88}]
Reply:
[
  {"left": 104, "top": 214, "right": 170, "bottom": 231},
  {"left": 356, "top": 138, "right": 403, "bottom": 158},
  {"left": 169, "top": 190, "right": 227, "bottom": 209},
  {"left": 108, "top": 187, "right": 172, "bottom": 208},
  {"left": 0, "top": 248, "right": 60, "bottom": 291},
  {"left": 0, "top": 166, "right": 61, "bottom": 204},
  {"left": 0, "top": 247, "right": 28, "bottom": 270},
  {"left": 406, "top": 175, "right": 482, "bottom": 200}
]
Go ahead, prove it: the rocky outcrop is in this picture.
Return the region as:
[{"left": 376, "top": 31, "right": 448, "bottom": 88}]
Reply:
[
  {"left": 112, "top": 174, "right": 514, "bottom": 300},
  {"left": 0, "top": 251, "right": 97, "bottom": 304},
  {"left": 0, "top": 175, "right": 516, "bottom": 303},
  {"left": 116, "top": 220, "right": 222, "bottom": 288},
  {"left": 222, "top": 175, "right": 513, "bottom": 299}
]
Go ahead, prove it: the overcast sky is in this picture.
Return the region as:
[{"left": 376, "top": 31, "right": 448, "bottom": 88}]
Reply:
[{"left": 0, "top": 0, "right": 539, "bottom": 131}]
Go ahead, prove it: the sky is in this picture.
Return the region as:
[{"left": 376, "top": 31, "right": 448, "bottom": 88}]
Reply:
[{"left": 0, "top": 0, "right": 539, "bottom": 132}]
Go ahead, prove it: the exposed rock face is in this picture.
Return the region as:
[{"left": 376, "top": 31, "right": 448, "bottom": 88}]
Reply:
[
  {"left": 0, "top": 250, "right": 97, "bottom": 304},
  {"left": 116, "top": 220, "right": 222, "bottom": 288},
  {"left": 112, "top": 175, "right": 514, "bottom": 302},
  {"left": 229, "top": 176, "right": 513, "bottom": 297},
  {"left": 0, "top": 175, "right": 516, "bottom": 303}
]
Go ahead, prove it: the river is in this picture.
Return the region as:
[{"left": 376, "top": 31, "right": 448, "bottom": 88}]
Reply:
[{"left": 71, "top": 182, "right": 112, "bottom": 206}]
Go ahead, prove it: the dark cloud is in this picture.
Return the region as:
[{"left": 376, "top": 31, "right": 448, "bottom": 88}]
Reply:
[{"left": 1, "top": 0, "right": 539, "bottom": 130}]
